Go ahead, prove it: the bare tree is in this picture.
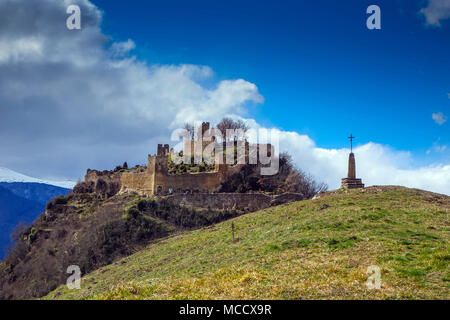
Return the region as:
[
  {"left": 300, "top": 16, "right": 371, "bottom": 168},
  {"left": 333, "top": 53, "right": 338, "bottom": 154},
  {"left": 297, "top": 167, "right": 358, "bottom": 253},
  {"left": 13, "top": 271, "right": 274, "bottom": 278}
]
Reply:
[
  {"left": 216, "top": 117, "right": 249, "bottom": 141},
  {"left": 279, "top": 153, "right": 328, "bottom": 198}
]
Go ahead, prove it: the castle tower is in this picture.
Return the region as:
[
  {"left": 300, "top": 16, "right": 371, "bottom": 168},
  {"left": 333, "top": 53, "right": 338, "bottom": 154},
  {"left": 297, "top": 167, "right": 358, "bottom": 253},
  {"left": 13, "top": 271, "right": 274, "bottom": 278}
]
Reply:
[
  {"left": 341, "top": 134, "right": 364, "bottom": 189},
  {"left": 157, "top": 144, "right": 170, "bottom": 156}
]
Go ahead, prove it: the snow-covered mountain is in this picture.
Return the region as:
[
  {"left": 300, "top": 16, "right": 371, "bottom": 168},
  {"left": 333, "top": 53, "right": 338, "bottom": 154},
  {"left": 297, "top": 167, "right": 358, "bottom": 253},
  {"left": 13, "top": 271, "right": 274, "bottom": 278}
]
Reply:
[
  {"left": 0, "top": 167, "right": 76, "bottom": 189},
  {"left": 0, "top": 168, "right": 73, "bottom": 259}
]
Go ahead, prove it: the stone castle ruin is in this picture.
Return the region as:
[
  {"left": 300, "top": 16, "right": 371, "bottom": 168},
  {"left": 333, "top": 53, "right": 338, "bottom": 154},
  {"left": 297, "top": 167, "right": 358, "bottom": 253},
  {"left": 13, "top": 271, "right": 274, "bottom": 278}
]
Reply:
[
  {"left": 120, "top": 122, "right": 274, "bottom": 196},
  {"left": 78, "top": 129, "right": 361, "bottom": 211}
]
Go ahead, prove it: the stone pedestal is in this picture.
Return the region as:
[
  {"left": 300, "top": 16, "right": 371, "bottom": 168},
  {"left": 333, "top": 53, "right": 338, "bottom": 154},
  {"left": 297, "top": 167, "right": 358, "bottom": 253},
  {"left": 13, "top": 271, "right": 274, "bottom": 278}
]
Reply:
[
  {"left": 341, "top": 152, "right": 364, "bottom": 189},
  {"left": 341, "top": 177, "right": 364, "bottom": 189}
]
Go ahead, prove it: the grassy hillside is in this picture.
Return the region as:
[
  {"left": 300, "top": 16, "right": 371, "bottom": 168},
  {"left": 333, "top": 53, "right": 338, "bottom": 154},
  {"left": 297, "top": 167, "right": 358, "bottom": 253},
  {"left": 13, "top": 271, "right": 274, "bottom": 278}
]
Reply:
[{"left": 45, "top": 186, "right": 450, "bottom": 300}]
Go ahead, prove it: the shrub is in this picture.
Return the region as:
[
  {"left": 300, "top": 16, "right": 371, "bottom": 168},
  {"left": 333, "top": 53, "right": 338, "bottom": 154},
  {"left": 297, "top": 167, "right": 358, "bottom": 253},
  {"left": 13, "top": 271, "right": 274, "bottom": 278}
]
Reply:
[
  {"left": 45, "top": 195, "right": 68, "bottom": 210},
  {"left": 99, "top": 215, "right": 169, "bottom": 259},
  {"left": 137, "top": 199, "right": 149, "bottom": 211},
  {"left": 219, "top": 152, "right": 327, "bottom": 198},
  {"left": 53, "top": 195, "right": 68, "bottom": 205}
]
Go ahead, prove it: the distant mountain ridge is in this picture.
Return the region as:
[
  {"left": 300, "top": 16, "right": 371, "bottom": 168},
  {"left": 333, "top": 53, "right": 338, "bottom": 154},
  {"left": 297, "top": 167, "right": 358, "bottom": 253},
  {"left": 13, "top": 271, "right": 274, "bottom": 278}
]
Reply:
[
  {"left": 0, "top": 186, "right": 44, "bottom": 259},
  {"left": 0, "top": 182, "right": 70, "bottom": 205},
  {"left": 0, "top": 167, "right": 76, "bottom": 189},
  {"left": 0, "top": 179, "right": 71, "bottom": 259}
]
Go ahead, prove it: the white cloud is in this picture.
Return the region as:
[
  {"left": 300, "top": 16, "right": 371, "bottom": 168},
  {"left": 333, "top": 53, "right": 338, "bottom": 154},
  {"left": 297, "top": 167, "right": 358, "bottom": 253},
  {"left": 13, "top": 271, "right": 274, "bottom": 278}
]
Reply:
[
  {"left": 0, "top": 0, "right": 263, "bottom": 180},
  {"left": 432, "top": 112, "right": 447, "bottom": 125},
  {"left": 271, "top": 128, "right": 450, "bottom": 195},
  {"left": 236, "top": 121, "right": 450, "bottom": 195},
  {"left": 420, "top": 0, "right": 450, "bottom": 27},
  {"left": 426, "top": 138, "right": 448, "bottom": 154},
  {"left": 0, "top": 0, "right": 449, "bottom": 196},
  {"left": 0, "top": 37, "right": 44, "bottom": 63},
  {"left": 110, "top": 39, "right": 136, "bottom": 57}
]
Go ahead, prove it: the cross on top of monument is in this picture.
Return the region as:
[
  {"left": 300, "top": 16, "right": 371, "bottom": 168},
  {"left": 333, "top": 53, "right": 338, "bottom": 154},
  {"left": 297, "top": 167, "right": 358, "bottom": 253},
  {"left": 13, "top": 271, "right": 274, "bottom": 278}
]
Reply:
[{"left": 348, "top": 134, "right": 355, "bottom": 152}]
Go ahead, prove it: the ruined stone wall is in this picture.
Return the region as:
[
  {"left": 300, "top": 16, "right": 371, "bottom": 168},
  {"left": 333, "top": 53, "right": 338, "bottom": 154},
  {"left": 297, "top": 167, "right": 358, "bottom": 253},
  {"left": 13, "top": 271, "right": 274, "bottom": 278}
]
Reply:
[
  {"left": 145, "top": 153, "right": 243, "bottom": 196},
  {"left": 120, "top": 154, "right": 244, "bottom": 196},
  {"left": 119, "top": 134, "right": 273, "bottom": 197},
  {"left": 84, "top": 169, "right": 122, "bottom": 198},
  {"left": 152, "top": 171, "right": 225, "bottom": 195},
  {"left": 154, "top": 158, "right": 247, "bottom": 196},
  {"left": 120, "top": 172, "right": 154, "bottom": 196},
  {"left": 166, "top": 193, "right": 272, "bottom": 211},
  {"left": 165, "top": 192, "right": 305, "bottom": 212}
]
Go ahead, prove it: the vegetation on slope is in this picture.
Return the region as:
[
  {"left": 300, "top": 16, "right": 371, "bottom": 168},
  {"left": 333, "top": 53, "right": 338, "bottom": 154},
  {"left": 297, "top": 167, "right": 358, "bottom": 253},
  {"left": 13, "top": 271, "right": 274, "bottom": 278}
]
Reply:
[
  {"left": 168, "top": 154, "right": 215, "bottom": 174},
  {"left": 216, "top": 152, "right": 327, "bottom": 197},
  {"left": 45, "top": 186, "right": 449, "bottom": 300}
]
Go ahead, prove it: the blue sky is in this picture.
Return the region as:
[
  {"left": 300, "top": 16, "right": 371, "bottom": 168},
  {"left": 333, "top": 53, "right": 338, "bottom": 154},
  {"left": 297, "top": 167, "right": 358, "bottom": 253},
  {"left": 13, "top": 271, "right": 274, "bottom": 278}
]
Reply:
[
  {"left": 92, "top": 0, "right": 449, "bottom": 163},
  {"left": 0, "top": 0, "right": 449, "bottom": 193}
]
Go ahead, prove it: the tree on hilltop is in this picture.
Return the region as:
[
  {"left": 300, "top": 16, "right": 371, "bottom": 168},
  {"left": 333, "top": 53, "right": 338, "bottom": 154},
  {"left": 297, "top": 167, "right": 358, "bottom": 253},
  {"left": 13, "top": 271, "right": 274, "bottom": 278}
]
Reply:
[{"left": 216, "top": 117, "right": 249, "bottom": 141}]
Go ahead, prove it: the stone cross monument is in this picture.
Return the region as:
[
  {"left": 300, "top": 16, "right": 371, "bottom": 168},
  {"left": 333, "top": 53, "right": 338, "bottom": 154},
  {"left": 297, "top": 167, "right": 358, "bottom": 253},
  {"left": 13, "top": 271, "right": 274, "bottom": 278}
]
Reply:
[{"left": 341, "top": 134, "right": 364, "bottom": 189}]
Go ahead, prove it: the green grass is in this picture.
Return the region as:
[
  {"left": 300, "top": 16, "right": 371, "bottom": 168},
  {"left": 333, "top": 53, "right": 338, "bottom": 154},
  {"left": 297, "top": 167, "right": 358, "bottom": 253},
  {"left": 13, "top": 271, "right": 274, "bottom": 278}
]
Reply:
[{"left": 44, "top": 186, "right": 450, "bottom": 300}]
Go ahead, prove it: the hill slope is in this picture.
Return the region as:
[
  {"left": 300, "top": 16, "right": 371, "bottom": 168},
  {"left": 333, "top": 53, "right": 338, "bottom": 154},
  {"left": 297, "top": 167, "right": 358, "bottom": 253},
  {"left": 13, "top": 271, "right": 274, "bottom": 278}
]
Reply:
[{"left": 45, "top": 186, "right": 450, "bottom": 300}]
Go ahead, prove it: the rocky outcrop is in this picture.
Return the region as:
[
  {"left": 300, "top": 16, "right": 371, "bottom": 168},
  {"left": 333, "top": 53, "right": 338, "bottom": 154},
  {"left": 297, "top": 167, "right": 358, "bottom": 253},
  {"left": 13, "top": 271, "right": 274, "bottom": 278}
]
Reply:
[{"left": 74, "top": 169, "right": 121, "bottom": 199}]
